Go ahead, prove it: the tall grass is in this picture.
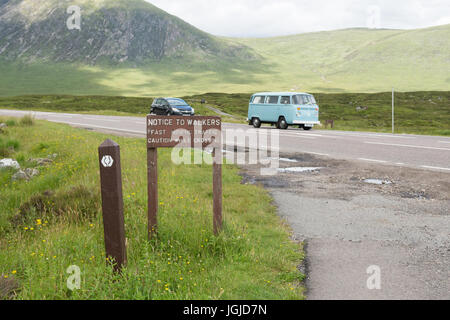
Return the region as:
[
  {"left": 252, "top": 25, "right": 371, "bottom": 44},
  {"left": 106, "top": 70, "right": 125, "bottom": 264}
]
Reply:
[{"left": 19, "top": 115, "right": 35, "bottom": 126}]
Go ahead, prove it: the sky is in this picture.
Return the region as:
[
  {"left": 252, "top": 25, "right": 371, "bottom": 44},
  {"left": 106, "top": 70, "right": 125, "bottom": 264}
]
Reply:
[{"left": 145, "top": 0, "right": 450, "bottom": 37}]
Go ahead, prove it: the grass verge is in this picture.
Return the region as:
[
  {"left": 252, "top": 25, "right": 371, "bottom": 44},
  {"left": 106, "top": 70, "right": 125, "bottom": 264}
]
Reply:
[
  {"left": 0, "top": 91, "right": 449, "bottom": 135},
  {"left": 0, "top": 117, "right": 305, "bottom": 300}
]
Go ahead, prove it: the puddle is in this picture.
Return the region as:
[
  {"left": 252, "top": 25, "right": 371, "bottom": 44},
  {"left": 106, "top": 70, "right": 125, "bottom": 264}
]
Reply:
[
  {"left": 363, "top": 179, "right": 392, "bottom": 185},
  {"left": 278, "top": 167, "right": 322, "bottom": 173},
  {"left": 279, "top": 158, "right": 299, "bottom": 163}
]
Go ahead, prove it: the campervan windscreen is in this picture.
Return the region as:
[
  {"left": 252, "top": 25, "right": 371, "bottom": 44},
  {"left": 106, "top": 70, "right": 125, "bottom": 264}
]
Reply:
[{"left": 293, "top": 95, "right": 316, "bottom": 105}]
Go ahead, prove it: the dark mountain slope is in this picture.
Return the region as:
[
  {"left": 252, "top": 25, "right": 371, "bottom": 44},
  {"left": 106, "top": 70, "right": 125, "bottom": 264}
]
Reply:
[{"left": 0, "top": 0, "right": 255, "bottom": 64}]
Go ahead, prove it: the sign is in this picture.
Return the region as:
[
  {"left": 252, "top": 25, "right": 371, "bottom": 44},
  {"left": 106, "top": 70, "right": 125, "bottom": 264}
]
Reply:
[
  {"left": 101, "top": 155, "right": 114, "bottom": 168},
  {"left": 147, "top": 115, "right": 222, "bottom": 149},
  {"left": 146, "top": 115, "right": 223, "bottom": 238}
]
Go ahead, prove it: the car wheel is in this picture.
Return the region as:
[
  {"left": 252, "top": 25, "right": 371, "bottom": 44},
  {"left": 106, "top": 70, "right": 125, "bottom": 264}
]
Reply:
[
  {"left": 277, "top": 117, "right": 288, "bottom": 130},
  {"left": 303, "top": 126, "right": 312, "bottom": 131},
  {"left": 252, "top": 118, "right": 261, "bottom": 128}
]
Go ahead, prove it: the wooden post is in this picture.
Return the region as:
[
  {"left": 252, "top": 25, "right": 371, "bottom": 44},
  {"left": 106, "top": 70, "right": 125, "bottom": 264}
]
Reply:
[
  {"left": 147, "top": 147, "right": 158, "bottom": 239},
  {"left": 392, "top": 88, "right": 395, "bottom": 134},
  {"left": 213, "top": 147, "right": 223, "bottom": 235},
  {"left": 98, "top": 139, "right": 127, "bottom": 272}
]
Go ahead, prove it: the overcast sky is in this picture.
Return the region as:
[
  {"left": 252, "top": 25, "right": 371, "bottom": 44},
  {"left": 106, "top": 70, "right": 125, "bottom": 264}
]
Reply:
[{"left": 146, "top": 0, "right": 450, "bottom": 37}]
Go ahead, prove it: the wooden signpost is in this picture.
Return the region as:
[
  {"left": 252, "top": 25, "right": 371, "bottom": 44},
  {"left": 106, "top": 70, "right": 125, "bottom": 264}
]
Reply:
[
  {"left": 147, "top": 115, "right": 223, "bottom": 238},
  {"left": 97, "top": 116, "right": 223, "bottom": 273},
  {"left": 98, "top": 139, "right": 127, "bottom": 272}
]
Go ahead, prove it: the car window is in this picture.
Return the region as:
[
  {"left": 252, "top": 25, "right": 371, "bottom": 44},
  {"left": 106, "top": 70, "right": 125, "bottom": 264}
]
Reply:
[
  {"left": 292, "top": 95, "right": 302, "bottom": 105},
  {"left": 309, "top": 95, "right": 317, "bottom": 104},
  {"left": 267, "top": 96, "right": 279, "bottom": 104},
  {"left": 252, "top": 96, "right": 266, "bottom": 104},
  {"left": 167, "top": 99, "right": 188, "bottom": 106},
  {"left": 280, "top": 96, "right": 291, "bottom": 104}
]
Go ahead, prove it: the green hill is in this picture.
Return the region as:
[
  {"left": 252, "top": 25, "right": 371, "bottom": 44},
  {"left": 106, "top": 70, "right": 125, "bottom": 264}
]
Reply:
[
  {"left": 0, "top": 0, "right": 448, "bottom": 96},
  {"left": 238, "top": 25, "right": 450, "bottom": 93}
]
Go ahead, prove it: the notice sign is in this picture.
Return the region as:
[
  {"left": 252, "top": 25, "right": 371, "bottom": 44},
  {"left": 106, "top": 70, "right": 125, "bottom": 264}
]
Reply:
[
  {"left": 147, "top": 115, "right": 222, "bottom": 149},
  {"left": 145, "top": 115, "right": 223, "bottom": 238}
]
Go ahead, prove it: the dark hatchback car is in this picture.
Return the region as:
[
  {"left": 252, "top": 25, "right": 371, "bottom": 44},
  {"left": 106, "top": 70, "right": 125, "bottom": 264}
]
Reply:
[{"left": 150, "top": 98, "right": 195, "bottom": 116}]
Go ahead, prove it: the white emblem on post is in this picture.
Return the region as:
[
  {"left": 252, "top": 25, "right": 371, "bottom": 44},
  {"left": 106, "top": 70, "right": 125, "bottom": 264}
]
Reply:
[{"left": 101, "top": 155, "right": 114, "bottom": 168}]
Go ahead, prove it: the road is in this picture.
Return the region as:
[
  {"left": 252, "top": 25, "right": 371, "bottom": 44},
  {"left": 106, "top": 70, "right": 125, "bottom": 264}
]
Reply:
[{"left": 1, "top": 109, "right": 449, "bottom": 172}]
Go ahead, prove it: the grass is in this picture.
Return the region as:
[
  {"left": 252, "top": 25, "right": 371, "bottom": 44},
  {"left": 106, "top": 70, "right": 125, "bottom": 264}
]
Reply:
[
  {"left": 1, "top": 91, "right": 448, "bottom": 135},
  {"left": 0, "top": 117, "right": 305, "bottom": 300}
]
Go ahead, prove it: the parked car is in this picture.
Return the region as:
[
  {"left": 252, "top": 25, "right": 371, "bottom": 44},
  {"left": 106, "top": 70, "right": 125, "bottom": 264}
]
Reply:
[
  {"left": 247, "top": 92, "right": 320, "bottom": 130},
  {"left": 150, "top": 98, "right": 195, "bottom": 116}
]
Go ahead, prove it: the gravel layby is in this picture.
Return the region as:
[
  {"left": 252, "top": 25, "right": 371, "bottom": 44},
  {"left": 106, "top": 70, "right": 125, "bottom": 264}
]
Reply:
[{"left": 238, "top": 152, "right": 450, "bottom": 300}]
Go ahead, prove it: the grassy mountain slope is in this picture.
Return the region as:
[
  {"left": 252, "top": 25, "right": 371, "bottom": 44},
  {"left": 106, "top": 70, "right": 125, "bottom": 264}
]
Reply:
[
  {"left": 0, "top": 0, "right": 448, "bottom": 96},
  {"left": 237, "top": 25, "right": 450, "bottom": 93}
]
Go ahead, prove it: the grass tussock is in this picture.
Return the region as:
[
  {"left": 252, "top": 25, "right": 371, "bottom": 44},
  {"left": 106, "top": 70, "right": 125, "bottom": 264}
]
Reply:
[
  {"left": 0, "top": 119, "right": 305, "bottom": 300},
  {"left": 0, "top": 275, "right": 20, "bottom": 300},
  {"left": 10, "top": 186, "right": 99, "bottom": 228},
  {"left": 0, "top": 137, "right": 20, "bottom": 157},
  {"left": 19, "top": 115, "right": 35, "bottom": 126}
]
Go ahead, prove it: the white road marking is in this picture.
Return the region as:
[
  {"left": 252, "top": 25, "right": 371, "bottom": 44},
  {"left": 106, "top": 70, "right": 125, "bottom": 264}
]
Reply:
[
  {"left": 439, "top": 141, "right": 450, "bottom": 144},
  {"left": 358, "top": 158, "right": 388, "bottom": 163},
  {"left": 50, "top": 114, "right": 73, "bottom": 118},
  {"left": 421, "top": 165, "right": 450, "bottom": 171},
  {"left": 320, "top": 131, "right": 416, "bottom": 139},
  {"left": 48, "top": 121, "right": 144, "bottom": 135},
  {"left": 85, "top": 118, "right": 120, "bottom": 122},
  {"left": 365, "top": 141, "right": 450, "bottom": 151},
  {"left": 282, "top": 133, "right": 316, "bottom": 139}
]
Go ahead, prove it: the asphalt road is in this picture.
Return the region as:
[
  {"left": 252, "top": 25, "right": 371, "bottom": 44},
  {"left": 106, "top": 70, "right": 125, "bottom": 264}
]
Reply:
[{"left": 1, "top": 109, "right": 449, "bottom": 172}]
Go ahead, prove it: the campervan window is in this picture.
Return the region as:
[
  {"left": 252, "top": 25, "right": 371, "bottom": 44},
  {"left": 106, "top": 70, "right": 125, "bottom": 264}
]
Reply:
[
  {"left": 252, "top": 96, "right": 266, "bottom": 104},
  {"left": 280, "top": 96, "right": 291, "bottom": 104},
  {"left": 267, "top": 96, "right": 279, "bottom": 104}
]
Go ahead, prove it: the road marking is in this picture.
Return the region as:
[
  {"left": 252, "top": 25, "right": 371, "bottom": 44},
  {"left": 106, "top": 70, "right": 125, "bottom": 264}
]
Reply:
[
  {"left": 365, "top": 142, "right": 450, "bottom": 151},
  {"left": 49, "top": 114, "right": 73, "bottom": 118},
  {"left": 439, "top": 141, "right": 450, "bottom": 144},
  {"left": 82, "top": 117, "right": 119, "bottom": 122},
  {"left": 48, "top": 121, "right": 145, "bottom": 135},
  {"left": 282, "top": 132, "right": 316, "bottom": 139},
  {"left": 320, "top": 132, "right": 416, "bottom": 139},
  {"left": 421, "top": 166, "right": 450, "bottom": 171},
  {"left": 358, "top": 158, "right": 388, "bottom": 163}
]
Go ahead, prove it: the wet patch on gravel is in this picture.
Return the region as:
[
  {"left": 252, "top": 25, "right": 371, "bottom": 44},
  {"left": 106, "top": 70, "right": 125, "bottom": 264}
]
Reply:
[{"left": 238, "top": 150, "right": 449, "bottom": 202}]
